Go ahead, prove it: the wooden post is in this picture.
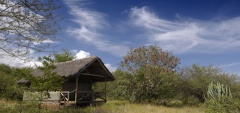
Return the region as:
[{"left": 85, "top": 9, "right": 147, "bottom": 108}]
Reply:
[
  {"left": 75, "top": 75, "right": 79, "bottom": 103},
  {"left": 91, "top": 80, "right": 93, "bottom": 101},
  {"left": 90, "top": 80, "right": 92, "bottom": 90},
  {"left": 104, "top": 78, "right": 106, "bottom": 102}
]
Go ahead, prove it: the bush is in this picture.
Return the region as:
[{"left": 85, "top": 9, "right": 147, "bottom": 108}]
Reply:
[
  {"left": 179, "top": 64, "right": 240, "bottom": 104},
  {"left": 204, "top": 99, "right": 239, "bottom": 113},
  {"left": 204, "top": 82, "right": 240, "bottom": 113},
  {"left": 0, "top": 72, "right": 23, "bottom": 100}
]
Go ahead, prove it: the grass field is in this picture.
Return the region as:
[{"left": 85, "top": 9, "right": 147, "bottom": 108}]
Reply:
[
  {"left": 0, "top": 99, "right": 205, "bottom": 113},
  {"left": 76, "top": 100, "right": 205, "bottom": 113}
]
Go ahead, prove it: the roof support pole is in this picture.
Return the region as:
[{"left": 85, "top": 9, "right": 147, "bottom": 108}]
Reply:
[
  {"left": 105, "top": 78, "right": 106, "bottom": 102},
  {"left": 75, "top": 75, "right": 79, "bottom": 103}
]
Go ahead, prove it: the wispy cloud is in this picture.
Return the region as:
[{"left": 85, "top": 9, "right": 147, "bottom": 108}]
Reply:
[
  {"left": 129, "top": 6, "right": 240, "bottom": 54},
  {"left": 219, "top": 62, "right": 240, "bottom": 68},
  {"left": 63, "top": 0, "right": 129, "bottom": 57},
  {"left": 219, "top": 62, "right": 240, "bottom": 76}
]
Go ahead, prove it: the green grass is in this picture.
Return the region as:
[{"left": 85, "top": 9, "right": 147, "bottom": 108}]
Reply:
[{"left": 0, "top": 99, "right": 205, "bottom": 113}]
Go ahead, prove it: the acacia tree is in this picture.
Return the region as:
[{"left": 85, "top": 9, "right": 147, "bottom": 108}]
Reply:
[
  {"left": 120, "top": 45, "right": 180, "bottom": 103},
  {"left": 0, "top": 0, "right": 60, "bottom": 57}
]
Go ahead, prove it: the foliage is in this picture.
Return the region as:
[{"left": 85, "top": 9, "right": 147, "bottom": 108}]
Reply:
[
  {"left": 179, "top": 64, "right": 239, "bottom": 104},
  {"left": 14, "top": 67, "right": 33, "bottom": 82},
  {"left": 0, "top": 0, "right": 60, "bottom": 57},
  {"left": 0, "top": 52, "right": 69, "bottom": 101},
  {"left": 53, "top": 49, "right": 75, "bottom": 63},
  {"left": 204, "top": 82, "right": 239, "bottom": 113},
  {"left": 0, "top": 64, "right": 13, "bottom": 75},
  {"left": 120, "top": 45, "right": 180, "bottom": 103},
  {"left": 21, "top": 56, "right": 63, "bottom": 99},
  {"left": 93, "top": 69, "right": 131, "bottom": 100},
  {"left": 33, "top": 56, "right": 63, "bottom": 94},
  {"left": 109, "top": 70, "right": 132, "bottom": 100},
  {"left": 0, "top": 64, "right": 23, "bottom": 100},
  {"left": 0, "top": 71, "right": 23, "bottom": 100}
]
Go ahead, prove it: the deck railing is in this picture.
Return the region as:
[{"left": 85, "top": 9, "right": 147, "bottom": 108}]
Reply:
[
  {"left": 59, "top": 90, "right": 106, "bottom": 104},
  {"left": 77, "top": 91, "right": 106, "bottom": 103},
  {"left": 60, "top": 91, "right": 69, "bottom": 102}
]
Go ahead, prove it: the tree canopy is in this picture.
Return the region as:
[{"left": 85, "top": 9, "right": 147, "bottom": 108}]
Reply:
[
  {"left": 120, "top": 45, "right": 180, "bottom": 103},
  {"left": 121, "top": 45, "right": 180, "bottom": 74},
  {"left": 0, "top": 0, "right": 60, "bottom": 57},
  {"left": 53, "top": 50, "right": 75, "bottom": 63}
]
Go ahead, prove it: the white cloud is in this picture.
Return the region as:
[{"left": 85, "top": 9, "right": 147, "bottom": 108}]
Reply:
[
  {"left": 33, "top": 39, "right": 57, "bottom": 45},
  {"left": 75, "top": 50, "right": 91, "bottom": 59},
  {"left": 0, "top": 50, "right": 42, "bottom": 67},
  {"left": 104, "top": 63, "right": 117, "bottom": 72},
  {"left": 64, "top": 0, "right": 129, "bottom": 57},
  {"left": 129, "top": 6, "right": 240, "bottom": 54}
]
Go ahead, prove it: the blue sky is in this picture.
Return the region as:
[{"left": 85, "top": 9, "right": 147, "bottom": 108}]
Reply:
[{"left": 1, "top": 0, "right": 240, "bottom": 74}]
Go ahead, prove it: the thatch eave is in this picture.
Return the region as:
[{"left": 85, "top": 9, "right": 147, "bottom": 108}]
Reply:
[{"left": 19, "top": 56, "right": 115, "bottom": 83}]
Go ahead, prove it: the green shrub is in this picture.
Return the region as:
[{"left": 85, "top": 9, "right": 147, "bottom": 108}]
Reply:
[
  {"left": 179, "top": 64, "right": 239, "bottom": 104},
  {"left": 204, "top": 82, "right": 239, "bottom": 113},
  {"left": 0, "top": 72, "right": 23, "bottom": 100}
]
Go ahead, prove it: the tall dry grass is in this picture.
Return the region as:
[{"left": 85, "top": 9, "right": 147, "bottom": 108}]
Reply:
[
  {"left": 61, "top": 100, "right": 205, "bottom": 113},
  {"left": 0, "top": 99, "right": 205, "bottom": 113},
  {"left": 92, "top": 100, "right": 204, "bottom": 113}
]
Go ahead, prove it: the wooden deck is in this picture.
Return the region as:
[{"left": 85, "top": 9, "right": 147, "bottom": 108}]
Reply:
[{"left": 59, "top": 90, "right": 106, "bottom": 106}]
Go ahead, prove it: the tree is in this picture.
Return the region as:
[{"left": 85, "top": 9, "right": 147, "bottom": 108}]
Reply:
[
  {"left": 120, "top": 45, "right": 180, "bottom": 103},
  {"left": 31, "top": 56, "right": 63, "bottom": 94},
  {"left": 0, "top": 64, "right": 23, "bottom": 100},
  {"left": 0, "top": 0, "right": 60, "bottom": 57},
  {"left": 20, "top": 56, "right": 63, "bottom": 100},
  {"left": 109, "top": 69, "right": 132, "bottom": 100},
  {"left": 179, "top": 64, "right": 239, "bottom": 104},
  {"left": 92, "top": 69, "right": 131, "bottom": 100},
  {"left": 14, "top": 56, "right": 63, "bottom": 112},
  {"left": 53, "top": 49, "right": 75, "bottom": 63},
  {"left": 0, "top": 63, "right": 13, "bottom": 75}
]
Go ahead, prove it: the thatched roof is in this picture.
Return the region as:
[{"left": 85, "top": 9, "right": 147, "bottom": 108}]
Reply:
[{"left": 18, "top": 56, "right": 115, "bottom": 83}]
